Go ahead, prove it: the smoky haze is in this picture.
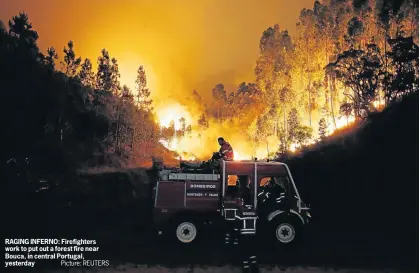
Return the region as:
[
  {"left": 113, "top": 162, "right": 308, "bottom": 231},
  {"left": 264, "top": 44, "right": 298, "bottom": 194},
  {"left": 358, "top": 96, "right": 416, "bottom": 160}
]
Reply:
[{"left": 0, "top": 0, "right": 314, "bottom": 105}]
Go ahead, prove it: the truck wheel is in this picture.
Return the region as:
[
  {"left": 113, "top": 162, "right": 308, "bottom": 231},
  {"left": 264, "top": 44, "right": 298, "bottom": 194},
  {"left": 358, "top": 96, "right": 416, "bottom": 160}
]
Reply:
[
  {"left": 271, "top": 216, "right": 302, "bottom": 246},
  {"left": 275, "top": 222, "right": 296, "bottom": 243},
  {"left": 175, "top": 221, "right": 198, "bottom": 244}
]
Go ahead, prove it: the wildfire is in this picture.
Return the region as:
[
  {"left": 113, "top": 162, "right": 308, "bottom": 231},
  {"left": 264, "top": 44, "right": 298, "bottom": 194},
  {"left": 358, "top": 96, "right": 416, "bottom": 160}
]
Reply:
[
  {"left": 155, "top": 103, "right": 193, "bottom": 130},
  {"left": 326, "top": 115, "right": 356, "bottom": 136},
  {"left": 155, "top": 97, "right": 386, "bottom": 163},
  {"left": 233, "top": 151, "right": 251, "bottom": 160}
]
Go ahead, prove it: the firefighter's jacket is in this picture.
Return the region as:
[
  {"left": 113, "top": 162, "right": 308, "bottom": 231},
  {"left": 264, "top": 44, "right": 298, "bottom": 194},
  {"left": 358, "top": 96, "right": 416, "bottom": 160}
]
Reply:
[{"left": 219, "top": 142, "right": 234, "bottom": 160}]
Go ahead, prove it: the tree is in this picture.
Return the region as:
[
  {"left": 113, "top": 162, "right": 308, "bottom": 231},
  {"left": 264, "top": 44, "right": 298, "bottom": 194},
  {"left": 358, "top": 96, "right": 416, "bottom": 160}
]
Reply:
[
  {"left": 110, "top": 57, "right": 121, "bottom": 95},
  {"left": 8, "top": 12, "right": 39, "bottom": 58},
  {"left": 135, "top": 65, "right": 153, "bottom": 110},
  {"left": 115, "top": 85, "right": 132, "bottom": 152},
  {"left": 295, "top": 126, "right": 313, "bottom": 147},
  {"left": 96, "top": 49, "right": 120, "bottom": 95},
  {"left": 43, "top": 47, "right": 58, "bottom": 71},
  {"left": 161, "top": 121, "right": 176, "bottom": 147},
  {"left": 295, "top": 9, "right": 325, "bottom": 127},
  {"left": 62, "top": 41, "right": 81, "bottom": 77},
  {"left": 386, "top": 32, "right": 419, "bottom": 101},
  {"left": 326, "top": 44, "right": 384, "bottom": 118},
  {"left": 318, "top": 118, "right": 328, "bottom": 140},
  {"left": 212, "top": 83, "right": 227, "bottom": 122},
  {"left": 79, "top": 58, "right": 95, "bottom": 88},
  {"left": 256, "top": 26, "right": 295, "bottom": 134},
  {"left": 179, "top": 117, "right": 186, "bottom": 135},
  {"left": 197, "top": 113, "right": 209, "bottom": 131},
  {"left": 278, "top": 128, "right": 289, "bottom": 154},
  {"left": 96, "top": 49, "right": 113, "bottom": 92},
  {"left": 346, "top": 17, "right": 365, "bottom": 48},
  {"left": 287, "top": 108, "right": 300, "bottom": 144},
  {"left": 339, "top": 102, "right": 353, "bottom": 125},
  {"left": 186, "top": 125, "right": 192, "bottom": 138}
]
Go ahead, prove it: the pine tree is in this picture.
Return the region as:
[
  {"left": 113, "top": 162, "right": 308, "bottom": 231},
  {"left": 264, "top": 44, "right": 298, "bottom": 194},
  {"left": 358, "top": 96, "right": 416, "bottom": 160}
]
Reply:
[
  {"left": 96, "top": 49, "right": 112, "bottom": 92},
  {"left": 110, "top": 57, "right": 121, "bottom": 95},
  {"left": 96, "top": 49, "right": 121, "bottom": 94},
  {"left": 62, "top": 40, "right": 81, "bottom": 77},
  {"left": 44, "top": 47, "right": 58, "bottom": 71},
  {"left": 8, "top": 12, "right": 40, "bottom": 59},
  {"left": 79, "top": 58, "right": 95, "bottom": 88},
  {"left": 135, "top": 65, "right": 153, "bottom": 110},
  {"left": 318, "top": 118, "right": 328, "bottom": 140}
]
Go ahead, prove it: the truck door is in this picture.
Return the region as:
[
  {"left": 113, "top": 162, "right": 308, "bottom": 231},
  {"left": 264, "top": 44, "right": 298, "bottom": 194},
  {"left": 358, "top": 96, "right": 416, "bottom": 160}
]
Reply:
[{"left": 222, "top": 161, "right": 256, "bottom": 220}]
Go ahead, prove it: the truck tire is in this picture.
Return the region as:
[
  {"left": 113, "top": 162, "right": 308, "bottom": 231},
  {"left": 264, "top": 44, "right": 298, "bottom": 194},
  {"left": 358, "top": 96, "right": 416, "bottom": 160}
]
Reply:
[
  {"left": 175, "top": 221, "right": 198, "bottom": 243},
  {"left": 168, "top": 216, "right": 201, "bottom": 245},
  {"left": 270, "top": 214, "right": 303, "bottom": 247}
]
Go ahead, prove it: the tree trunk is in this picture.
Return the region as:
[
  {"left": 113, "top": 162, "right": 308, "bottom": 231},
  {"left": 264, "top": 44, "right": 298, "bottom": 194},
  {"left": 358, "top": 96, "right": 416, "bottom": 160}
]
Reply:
[
  {"left": 284, "top": 110, "right": 287, "bottom": 137},
  {"left": 116, "top": 101, "right": 122, "bottom": 151},
  {"left": 384, "top": 26, "right": 388, "bottom": 106},
  {"left": 308, "top": 78, "right": 312, "bottom": 127},
  {"left": 330, "top": 76, "right": 337, "bottom": 129},
  {"left": 308, "top": 89, "right": 311, "bottom": 126},
  {"left": 274, "top": 116, "right": 278, "bottom": 138}
]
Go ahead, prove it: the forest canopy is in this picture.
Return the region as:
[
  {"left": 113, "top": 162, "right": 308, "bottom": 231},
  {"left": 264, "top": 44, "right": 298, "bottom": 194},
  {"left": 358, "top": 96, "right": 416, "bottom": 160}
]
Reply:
[{"left": 0, "top": 0, "right": 418, "bottom": 175}]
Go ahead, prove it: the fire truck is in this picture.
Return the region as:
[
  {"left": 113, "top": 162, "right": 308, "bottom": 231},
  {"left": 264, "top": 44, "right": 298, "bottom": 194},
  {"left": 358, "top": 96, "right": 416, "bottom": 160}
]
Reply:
[{"left": 151, "top": 159, "right": 311, "bottom": 246}]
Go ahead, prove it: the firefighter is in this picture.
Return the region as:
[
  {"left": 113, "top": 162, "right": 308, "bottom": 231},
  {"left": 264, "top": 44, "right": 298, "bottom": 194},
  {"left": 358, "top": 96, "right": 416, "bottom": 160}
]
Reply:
[
  {"left": 237, "top": 205, "right": 259, "bottom": 273},
  {"left": 217, "top": 137, "right": 234, "bottom": 161}
]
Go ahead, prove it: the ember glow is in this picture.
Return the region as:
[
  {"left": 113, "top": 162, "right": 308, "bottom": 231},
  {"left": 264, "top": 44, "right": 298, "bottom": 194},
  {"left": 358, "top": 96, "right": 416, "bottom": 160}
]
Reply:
[
  {"left": 155, "top": 103, "right": 193, "bottom": 130},
  {"left": 155, "top": 99, "right": 387, "bottom": 161}
]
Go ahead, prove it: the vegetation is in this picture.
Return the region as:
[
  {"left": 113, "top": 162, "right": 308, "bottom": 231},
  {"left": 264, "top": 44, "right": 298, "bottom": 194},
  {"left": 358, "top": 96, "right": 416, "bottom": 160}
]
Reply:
[
  {"left": 1, "top": 0, "right": 418, "bottom": 177},
  {"left": 0, "top": 13, "right": 170, "bottom": 182},
  {"left": 1, "top": 2, "right": 418, "bottom": 268},
  {"left": 282, "top": 91, "right": 419, "bottom": 267},
  {"left": 189, "top": 0, "right": 418, "bottom": 158}
]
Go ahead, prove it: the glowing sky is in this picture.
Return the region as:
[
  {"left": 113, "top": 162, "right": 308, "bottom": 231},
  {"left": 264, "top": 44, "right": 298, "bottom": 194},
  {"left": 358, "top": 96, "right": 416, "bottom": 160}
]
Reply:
[{"left": 1, "top": 0, "right": 314, "bottom": 106}]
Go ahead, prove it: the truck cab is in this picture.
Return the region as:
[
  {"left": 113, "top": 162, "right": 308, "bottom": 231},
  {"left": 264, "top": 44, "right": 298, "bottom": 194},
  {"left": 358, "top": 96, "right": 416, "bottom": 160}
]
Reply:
[{"left": 152, "top": 160, "right": 310, "bottom": 246}]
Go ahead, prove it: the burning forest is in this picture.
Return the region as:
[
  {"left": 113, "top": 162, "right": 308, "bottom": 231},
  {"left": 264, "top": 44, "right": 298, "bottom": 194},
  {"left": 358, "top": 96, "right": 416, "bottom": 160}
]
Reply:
[
  {"left": 2, "top": 0, "right": 419, "bottom": 272},
  {"left": 0, "top": 0, "right": 418, "bottom": 169},
  {"left": 144, "top": 0, "right": 416, "bottom": 163}
]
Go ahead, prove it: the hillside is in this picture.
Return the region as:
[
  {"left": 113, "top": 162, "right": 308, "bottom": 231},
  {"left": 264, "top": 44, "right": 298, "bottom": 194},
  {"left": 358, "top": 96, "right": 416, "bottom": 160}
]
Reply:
[{"left": 283, "top": 92, "right": 419, "bottom": 267}]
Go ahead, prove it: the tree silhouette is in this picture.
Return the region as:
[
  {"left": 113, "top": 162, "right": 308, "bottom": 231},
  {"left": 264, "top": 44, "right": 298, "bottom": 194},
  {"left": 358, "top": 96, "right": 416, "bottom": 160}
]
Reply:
[
  {"left": 339, "top": 102, "right": 353, "bottom": 125},
  {"left": 79, "top": 58, "right": 95, "bottom": 88},
  {"left": 318, "top": 118, "right": 328, "bottom": 140},
  {"left": 198, "top": 113, "right": 209, "bottom": 131},
  {"left": 212, "top": 83, "right": 226, "bottom": 122},
  {"left": 44, "top": 47, "right": 58, "bottom": 71},
  {"left": 287, "top": 108, "right": 300, "bottom": 144},
  {"left": 386, "top": 32, "right": 419, "bottom": 101},
  {"left": 295, "top": 125, "right": 313, "bottom": 147},
  {"left": 8, "top": 13, "right": 39, "bottom": 54},
  {"left": 62, "top": 40, "right": 81, "bottom": 77},
  {"left": 96, "top": 49, "right": 112, "bottom": 92},
  {"left": 135, "top": 65, "right": 152, "bottom": 111},
  {"left": 326, "top": 44, "right": 383, "bottom": 118}
]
